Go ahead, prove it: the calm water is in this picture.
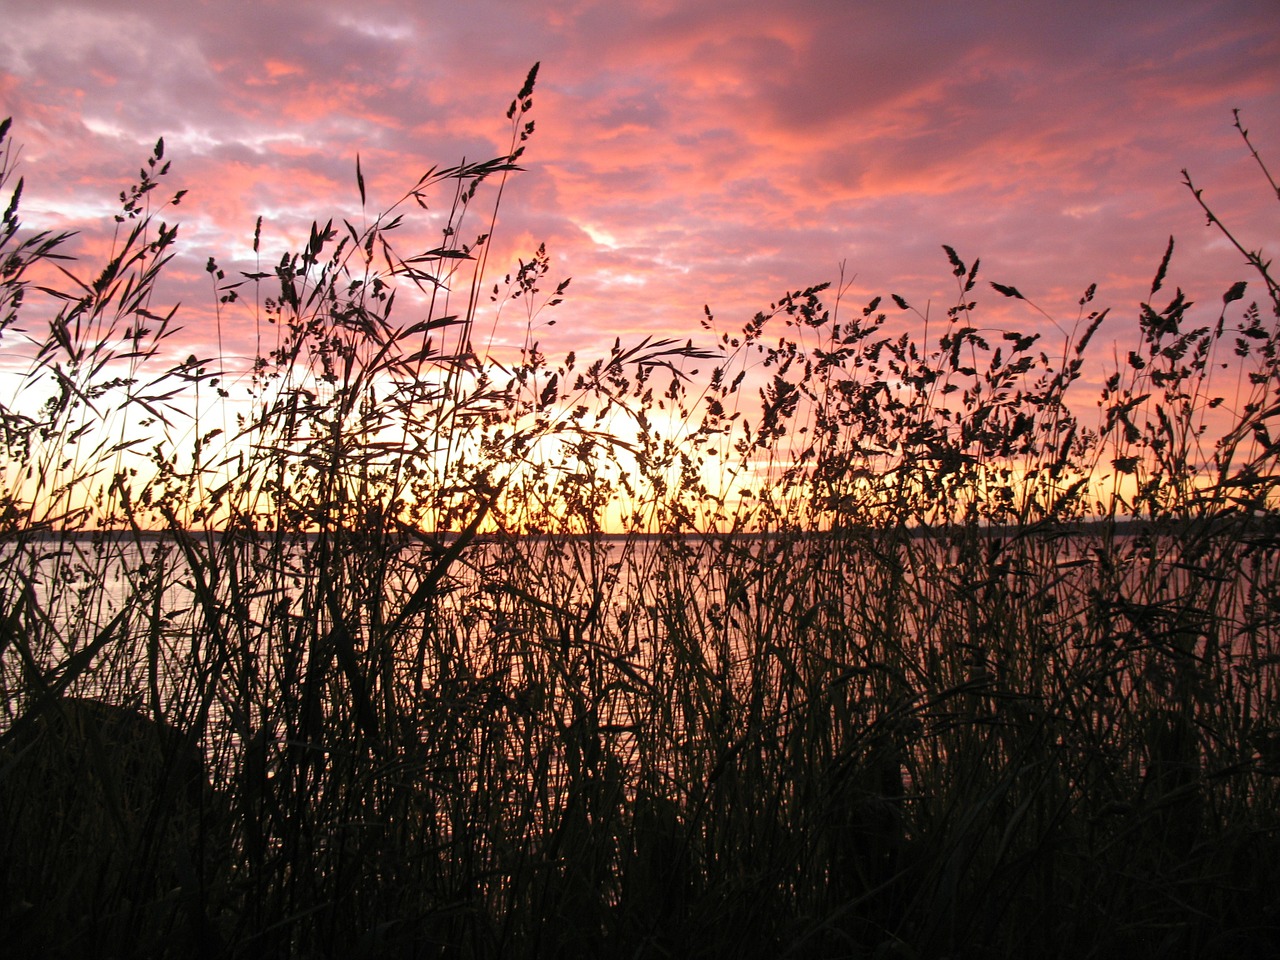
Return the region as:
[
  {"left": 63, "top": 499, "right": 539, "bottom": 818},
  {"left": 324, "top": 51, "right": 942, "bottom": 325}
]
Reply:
[
  {"left": 4, "top": 525, "right": 1275, "bottom": 700},
  {"left": 4, "top": 526, "right": 1277, "bottom": 796}
]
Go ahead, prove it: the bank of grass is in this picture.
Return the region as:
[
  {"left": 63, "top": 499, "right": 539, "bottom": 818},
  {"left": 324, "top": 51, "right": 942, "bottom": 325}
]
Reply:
[{"left": 1, "top": 73, "right": 1279, "bottom": 957}]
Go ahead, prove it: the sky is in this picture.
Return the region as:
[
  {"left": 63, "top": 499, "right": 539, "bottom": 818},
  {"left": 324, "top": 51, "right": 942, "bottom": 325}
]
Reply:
[{"left": 2, "top": 0, "right": 1279, "bottom": 381}]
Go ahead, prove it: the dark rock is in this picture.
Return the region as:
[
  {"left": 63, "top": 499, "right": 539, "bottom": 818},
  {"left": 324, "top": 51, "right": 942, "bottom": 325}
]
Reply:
[{"left": 0, "top": 697, "right": 228, "bottom": 959}]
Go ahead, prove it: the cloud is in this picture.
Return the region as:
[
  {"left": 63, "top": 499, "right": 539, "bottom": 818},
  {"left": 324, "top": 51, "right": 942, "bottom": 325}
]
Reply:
[{"left": 0, "top": 0, "right": 1276, "bottom": 374}]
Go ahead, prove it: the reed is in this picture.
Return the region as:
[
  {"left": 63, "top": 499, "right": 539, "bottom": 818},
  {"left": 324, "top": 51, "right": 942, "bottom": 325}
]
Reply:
[{"left": 1, "top": 80, "right": 1277, "bottom": 958}]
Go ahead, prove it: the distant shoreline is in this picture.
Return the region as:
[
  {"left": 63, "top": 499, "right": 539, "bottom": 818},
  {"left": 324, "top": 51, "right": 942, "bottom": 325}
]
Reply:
[{"left": 8, "top": 514, "right": 1274, "bottom": 544}]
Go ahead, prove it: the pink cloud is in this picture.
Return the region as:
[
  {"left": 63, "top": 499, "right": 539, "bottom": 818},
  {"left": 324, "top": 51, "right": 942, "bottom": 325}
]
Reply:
[{"left": 0, "top": 0, "right": 1275, "bottom": 383}]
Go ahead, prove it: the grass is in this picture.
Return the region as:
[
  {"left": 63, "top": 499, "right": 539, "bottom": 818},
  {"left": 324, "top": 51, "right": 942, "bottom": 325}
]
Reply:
[{"left": 1, "top": 75, "right": 1279, "bottom": 958}]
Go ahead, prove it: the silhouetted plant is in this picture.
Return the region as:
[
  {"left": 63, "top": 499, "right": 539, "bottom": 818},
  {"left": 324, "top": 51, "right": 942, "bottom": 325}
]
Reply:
[{"left": 1, "top": 82, "right": 1278, "bottom": 959}]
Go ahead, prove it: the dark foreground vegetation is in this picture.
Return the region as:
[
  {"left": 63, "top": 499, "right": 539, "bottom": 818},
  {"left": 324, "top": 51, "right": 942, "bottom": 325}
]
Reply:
[{"left": 1, "top": 70, "right": 1278, "bottom": 958}]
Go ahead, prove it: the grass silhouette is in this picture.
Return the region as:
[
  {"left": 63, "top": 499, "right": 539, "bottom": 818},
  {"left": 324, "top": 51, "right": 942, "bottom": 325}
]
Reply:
[{"left": 1, "top": 75, "right": 1278, "bottom": 958}]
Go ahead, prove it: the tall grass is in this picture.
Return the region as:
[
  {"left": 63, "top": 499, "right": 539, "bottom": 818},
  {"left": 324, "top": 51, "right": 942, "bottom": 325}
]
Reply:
[{"left": 1, "top": 75, "right": 1278, "bottom": 958}]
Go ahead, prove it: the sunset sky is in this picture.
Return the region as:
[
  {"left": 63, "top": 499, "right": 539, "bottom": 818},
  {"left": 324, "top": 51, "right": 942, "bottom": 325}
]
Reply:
[{"left": 2, "top": 0, "right": 1278, "bottom": 373}]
